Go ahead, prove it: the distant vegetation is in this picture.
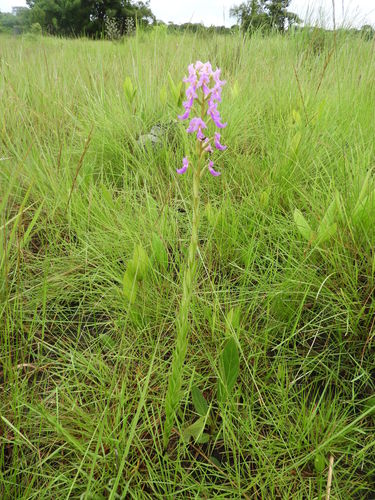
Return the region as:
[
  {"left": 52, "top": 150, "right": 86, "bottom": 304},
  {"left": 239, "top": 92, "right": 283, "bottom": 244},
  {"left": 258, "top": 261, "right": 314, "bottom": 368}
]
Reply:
[
  {"left": 1, "top": 0, "right": 374, "bottom": 39},
  {"left": 0, "top": 0, "right": 154, "bottom": 37},
  {"left": 230, "top": 0, "right": 301, "bottom": 33}
]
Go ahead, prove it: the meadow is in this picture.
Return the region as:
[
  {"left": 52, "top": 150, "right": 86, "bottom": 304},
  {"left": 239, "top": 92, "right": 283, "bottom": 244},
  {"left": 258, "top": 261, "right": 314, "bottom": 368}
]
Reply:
[{"left": 0, "top": 28, "right": 375, "bottom": 498}]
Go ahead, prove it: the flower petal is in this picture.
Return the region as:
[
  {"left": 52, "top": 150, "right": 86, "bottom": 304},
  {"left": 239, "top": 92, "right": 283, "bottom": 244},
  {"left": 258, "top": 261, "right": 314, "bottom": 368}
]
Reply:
[
  {"left": 208, "top": 160, "right": 221, "bottom": 177},
  {"left": 197, "top": 129, "right": 205, "bottom": 141},
  {"left": 178, "top": 109, "right": 190, "bottom": 120},
  {"left": 176, "top": 157, "right": 189, "bottom": 174},
  {"left": 214, "top": 132, "right": 227, "bottom": 151}
]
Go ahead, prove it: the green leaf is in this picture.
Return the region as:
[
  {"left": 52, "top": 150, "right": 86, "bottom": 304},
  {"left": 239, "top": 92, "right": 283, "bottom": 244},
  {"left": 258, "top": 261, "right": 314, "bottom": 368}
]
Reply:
[
  {"left": 356, "top": 170, "right": 372, "bottom": 208},
  {"left": 210, "top": 456, "right": 222, "bottom": 468},
  {"left": 196, "top": 432, "right": 210, "bottom": 444},
  {"left": 314, "top": 454, "right": 326, "bottom": 474},
  {"left": 353, "top": 188, "right": 375, "bottom": 219},
  {"left": 217, "top": 380, "right": 225, "bottom": 403},
  {"left": 293, "top": 209, "right": 314, "bottom": 242},
  {"left": 98, "top": 333, "right": 115, "bottom": 350},
  {"left": 259, "top": 187, "right": 271, "bottom": 208},
  {"left": 231, "top": 80, "right": 239, "bottom": 98},
  {"left": 151, "top": 234, "right": 168, "bottom": 270},
  {"left": 167, "top": 73, "right": 183, "bottom": 106},
  {"left": 225, "top": 308, "right": 241, "bottom": 333},
  {"left": 220, "top": 338, "right": 239, "bottom": 396},
  {"left": 101, "top": 183, "right": 115, "bottom": 209},
  {"left": 181, "top": 417, "right": 206, "bottom": 443},
  {"left": 21, "top": 201, "right": 44, "bottom": 248},
  {"left": 318, "top": 199, "right": 336, "bottom": 234},
  {"left": 129, "top": 244, "right": 149, "bottom": 281},
  {"left": 316, "top": 223, "right": 337, "bottom": 245},
  {"left": 289, "top": 131, "right": 302, "bottom": 155},
  {"left": 292, "top": 109, "right": 302, "bottom": 126},
  {"left": 363, "top": 396, "right": 375, "bottom": 416},
  {"left": 191, "top": 386, "right": 209, "bottom": 417},
  {"left": 167, "top": 72, "right": 176, "bottom": 93},
  {"left": 123, "top": 76, "right": 136, "bottom": 104},
  {"left": 123, "top": 269, "right": 137, "bottom": 304}
]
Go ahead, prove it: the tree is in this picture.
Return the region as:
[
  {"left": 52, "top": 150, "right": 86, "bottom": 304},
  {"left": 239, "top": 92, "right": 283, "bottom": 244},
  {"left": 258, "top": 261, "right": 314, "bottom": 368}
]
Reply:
[
  {"left": 230, "top": 0, "right": 268, "bottom": 32},
  {"left": 25, "top": 0, "right": 155, "bottom": 37},
  {"left": 360, "top": 24, "right": 375, "bottom": 41},
  {"left": 0, "top": 8, "right": 29, "bottom": 34},
  {"left": 267, "top": 0, "right": 300, "bottom": 32},
  {"left": 230, "top": 0, "right": 300, "bottom": 33}
]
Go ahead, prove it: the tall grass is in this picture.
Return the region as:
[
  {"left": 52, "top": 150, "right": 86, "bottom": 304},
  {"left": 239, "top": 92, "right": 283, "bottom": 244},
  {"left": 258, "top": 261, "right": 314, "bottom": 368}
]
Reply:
[{"left": 1, "top": 28, "right": 374, "bottom": 498}]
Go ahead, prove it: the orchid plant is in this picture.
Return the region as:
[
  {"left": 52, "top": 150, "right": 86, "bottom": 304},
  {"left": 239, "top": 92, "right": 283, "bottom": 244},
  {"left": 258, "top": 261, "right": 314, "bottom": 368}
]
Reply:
[{"left": 163, "top": 61, "right": 227, "bottom": 449}]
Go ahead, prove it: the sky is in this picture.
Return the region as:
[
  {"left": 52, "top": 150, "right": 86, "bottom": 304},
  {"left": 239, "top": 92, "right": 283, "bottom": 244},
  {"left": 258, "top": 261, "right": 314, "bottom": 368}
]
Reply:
[{"left": 1, "top": 0, "right": 375, "bottom": 28}]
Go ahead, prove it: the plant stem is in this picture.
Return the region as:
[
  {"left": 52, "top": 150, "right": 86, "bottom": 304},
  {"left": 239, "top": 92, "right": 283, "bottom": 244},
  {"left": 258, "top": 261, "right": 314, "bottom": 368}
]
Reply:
[{"left": 163, "top": 144, "right": 203, "bottom": 451}]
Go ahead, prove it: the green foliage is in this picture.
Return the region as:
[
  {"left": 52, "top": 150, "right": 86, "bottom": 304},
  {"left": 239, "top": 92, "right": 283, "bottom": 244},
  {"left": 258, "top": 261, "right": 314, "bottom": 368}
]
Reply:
[
  {"left": 23, "top": 0, "right": 154, "bottom": 36},
  {"left": 230, "top": 0, "right": 301, "bottom": 33},
  {"left": 123, "top": 268, "right": 138, "bottom": 303},
  {"left": 30, "top": 22, "right": 42, "bottom": 35},
  {"left": 218, "top": 338, "right": 240, "bottom": 401},
  {"left": 167, "top": 73, "right": 184, "bottom": 108},
  {"left": 151, "top": 233, "right": 168, "bottom": 270},
  {"left": 293, "top": 198, "right": 338, "bottom": 247},
  {"left": 181, "top": 416, "right": 209, "bottom": 444},
  {"left": 314, "top": 454, "right": 326, "bottom": 474},
  {"left": 360, "top": 24, "right": 375, "bottom": 41},
  {"left": 123, "top": 76, "right": 137, "bottom": 105},
  {"left": 123, "top": 244, "right": 149, "bottom": 303},
  {"left": 191, "top": 386, "right": 209, "bottom": 416},
  {"left": 293, "top": 208, "right": 314, "bottom": 242},
  {"left": 0, "top": 10, "right": 27, "bottom": 33}
]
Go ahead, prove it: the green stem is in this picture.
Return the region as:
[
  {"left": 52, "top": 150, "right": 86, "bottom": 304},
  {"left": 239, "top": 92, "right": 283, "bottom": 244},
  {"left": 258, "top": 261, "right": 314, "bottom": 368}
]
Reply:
[{"left": 163, "top": 125, "right": 204, "bottom": 451}]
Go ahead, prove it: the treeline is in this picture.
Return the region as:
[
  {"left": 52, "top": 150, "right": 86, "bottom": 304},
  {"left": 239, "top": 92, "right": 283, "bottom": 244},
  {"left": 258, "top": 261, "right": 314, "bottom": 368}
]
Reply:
[
  {"left": 0, "top": 0, "right": 374, "bottom": 41},
  {"left": 0, "top": 0, "right": 154, "bottom": 37},
  {"left": 0, "top": 5, "right": 237, "bottom": 38}
]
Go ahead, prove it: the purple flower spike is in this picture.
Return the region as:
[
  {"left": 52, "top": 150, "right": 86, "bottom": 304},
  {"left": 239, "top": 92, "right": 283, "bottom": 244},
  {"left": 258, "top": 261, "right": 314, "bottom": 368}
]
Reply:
[
  {"left": 177, "top": 61, "right": 227, "bottom": 178},
  {"left": 214, "top": 132, "right": 227, "bottom": 151},
  {"left": 208, "top": 160, "right": 221, "bottom": 177},
  {"left": 177, "top": 157, "right": 189, "bottom": 174}
]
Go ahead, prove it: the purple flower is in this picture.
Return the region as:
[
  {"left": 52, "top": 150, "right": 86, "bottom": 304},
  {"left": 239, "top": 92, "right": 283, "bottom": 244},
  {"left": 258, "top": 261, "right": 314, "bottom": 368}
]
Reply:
[
  {"left": 208, "top": 104, "right": 227, "bottom": 129},
  {"left": 212, "top": 68, "right": 226, "bottom": 87},
  {"left": 178, "top": 96, "right": 194, "bottom": 120},
  {"left": 210, "top": 85, "right": 223, "bottom": 102},
  {"left": 203, "top": 140, "right": 213, "bottom": 153},
  {"left": 197, "top": 129, "right": 205, "bottom": 141},
  {"left": 178, "top": 108, "right": 190, "bottom": 120},
  {"left": 176, "top": 61, "right": 227, "bottom": 178},
  {"left": 187, "top": 117, "right": 207, "bottom": 135},
  {"left": 183, "top": 64, "right": 197, "bottom": 85},
  {"left": 214, "top": 132, "right": 227, "bottom": 151},
  {"left": 202, "top": 84, "right": 210, "bottom": 96},
  {"left": 177, "top": 157, "right": 189, "bottom": 175},
  {"left": 208, "top": 160, "right": 221, "bottom": 177},
  {"left": 186, "top": 85, "right": 198, "bottom": 99}
]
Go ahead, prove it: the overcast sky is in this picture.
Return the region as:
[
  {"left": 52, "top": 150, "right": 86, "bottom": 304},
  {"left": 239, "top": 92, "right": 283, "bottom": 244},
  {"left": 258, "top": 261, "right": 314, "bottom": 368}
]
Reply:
[{"left": 1, "top": 1, "right": 375, "bottom": 28}]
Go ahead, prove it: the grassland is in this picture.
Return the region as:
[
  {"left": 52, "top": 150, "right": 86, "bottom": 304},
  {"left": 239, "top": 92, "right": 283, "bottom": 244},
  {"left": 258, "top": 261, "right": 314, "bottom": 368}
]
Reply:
[{"left": 1, "top": 29, "right": 375, "bottom": 498}]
